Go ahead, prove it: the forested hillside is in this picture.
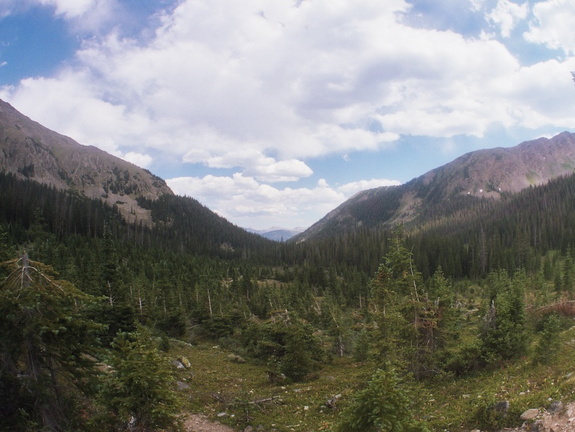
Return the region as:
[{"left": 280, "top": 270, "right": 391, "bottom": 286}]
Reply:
[
  {"left": 0, "top": 98, "right": 173, "bottom": 225},
  {"left": 295, "top": 131, "right": 575, "bottom": 242}
]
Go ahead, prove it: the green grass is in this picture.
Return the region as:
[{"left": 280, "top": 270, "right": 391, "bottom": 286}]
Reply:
[
  {"left": 167, "top": 325, "right": 575, "bottom": 432},
  {"left": 419, "top": 325, "right": 575, "bottom": 431},
  {"left": 169, "top": 340, "right": 373, "bottom": 431}
]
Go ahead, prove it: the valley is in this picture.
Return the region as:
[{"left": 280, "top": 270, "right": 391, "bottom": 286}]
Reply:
[{"left": 1, "top": 100, "right": 575, "bottom": 431}]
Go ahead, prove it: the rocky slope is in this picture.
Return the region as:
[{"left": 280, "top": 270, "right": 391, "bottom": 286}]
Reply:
[
  {"left": 295, "top": 131, "right": 575, "bottom": 242},
  {"left": 470, "top": 401, "right": 575, "bottom": 432},
  {"left": 0, "top": 99, "right": 173, "bottom": 225}
]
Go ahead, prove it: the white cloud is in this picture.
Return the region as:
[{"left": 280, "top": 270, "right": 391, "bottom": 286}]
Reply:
[
  {"left": 524, "top": 0, "right": 575, "bottom": 54},
  {"left": 184, "top": 148, "right": 313, "bottom": 182},
  {"left": 488, "top": 0, "right": 528, "bottom": 38},
  {"left": 0, "top": 0, "right": 33, "bottom": 17},
  {"left": 244, "top": 158, "right": 313, "bottom": 183},
  {"left": 3, "top": 0, "right": 575, "bottom": 227},
  {"left": 493, "top": 57, "right": 575, "bottom": 128},
  {"left": 5, "top": 0, "right": 566, "bottom": 160},
  {"left": 12, "top": 0, "right": 120, "bottom": 33},
  {"left": 122, "top": 152, "right": 153, "bottom": 168},
  {"left": 166, "top": 174, "right": 398, "bottom": 229},
  {"left": 337, "top": 178, "right": 402, "bottom": 196},
  {"left": 37, "top": 0, "right": 98, "bottom": 18},
  {"left": 469, "top": 0, "right": 487, "bottom": 12},
  {"left": 0, "top": 73, "right": 149, "bottom": 156}
]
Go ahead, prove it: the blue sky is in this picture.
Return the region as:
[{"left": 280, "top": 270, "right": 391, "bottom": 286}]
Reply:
[{"left": 1, "top": 0, "right": 575, "bottom": 230}]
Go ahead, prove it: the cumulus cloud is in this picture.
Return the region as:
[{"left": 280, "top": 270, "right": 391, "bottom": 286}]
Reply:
[
  {"left": 524, "top": 0, "right": 575, "bottom": 54},
  {"left": 5, "top": 0, "right": 570, "bottom": 160},
  {"left": 495, "top": 57, "right": 575, "bottom": 127},
  {"left": 337, "top": 178, "right": 402, "bottom": 196},
  {"left": 244, "top": 158, "right": 313, "bottom": 183},
  {"left": 166, "top": 174, "right": 398, "bottom": 229},
  {"left": 122, "top": 152, "right": 153, "bottom": 168},
  {"left": 0, "top": 0, "right": 37, "bottom": 17},
  {"left": 3, "top": 0, "right": 575, "bottom": 227},
  {"left": 37, "top": 0, "right": 100, "bottom": 18},
  {"left": 0, "top": 0, "right": 120, "bottom": 33},
  {"left": 487, "top": 0, "right": 528, "bottom": 38},
  {"left": 0, "top": 74, "right": 149, "bottom": 156},
  {"left": 4, "top": 0, "right": 575, "bottom": 150}
]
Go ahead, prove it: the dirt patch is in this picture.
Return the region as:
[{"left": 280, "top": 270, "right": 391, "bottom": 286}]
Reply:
[{"left": 183, "top": 414, "right": 236, "bottom": 432}]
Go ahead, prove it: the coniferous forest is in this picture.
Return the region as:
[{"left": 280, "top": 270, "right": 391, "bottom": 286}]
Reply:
[{"left": 3, "top": 170, "right": 575, "bottom": 431}]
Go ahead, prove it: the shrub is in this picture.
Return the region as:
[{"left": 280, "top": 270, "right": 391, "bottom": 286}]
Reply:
[
  {"left": 353, "top": 329, "right": 370, "bottom": 362},
  {"left": 532, "top": 313, "right": 562, "bottom": 365},
  {"left": 101, "top": 326, "right": 182, "bottom": 431},
  {"left": 336, "top": 367, "right": 429, "bottom": 432},
  {"left": 242, "top": 318, "right": 324, "bottom": 382}
]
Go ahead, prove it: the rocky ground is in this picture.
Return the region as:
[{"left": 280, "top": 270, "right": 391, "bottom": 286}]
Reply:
[
  {"left": 183, "top": 414, "right": 236, "bottom": 432},
  {"left": 471, "top": 402, "right": 575, "bottom": 432}
]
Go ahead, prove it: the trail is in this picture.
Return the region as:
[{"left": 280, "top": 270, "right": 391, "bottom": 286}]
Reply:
[{"left": 183, "top": 414, "right": 236, "bottom": 432}]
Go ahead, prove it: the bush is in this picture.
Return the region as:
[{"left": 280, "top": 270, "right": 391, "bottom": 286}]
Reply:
[
  {"left": 532, "top": 313, "right": 562, "bottom": 365},
  {"left": 470, "top": 396, "right": 518, "bottom": 431},
  {"left": 280, "top": 323, "right": 317, "bottom": 382},
  {"left": 101, "top": 326, "right": 182, "bottom": 431},
  {"left": 242, "top": 318, "right": 324, "bottom": 382},
  {"left": 353, "top": 329, "right": 370, "bottom": 362},
  {"left": 336, "top": 367, "right": 429, "bottom": 432},
  {"left": 440, "top": 340, "right": 484, "bottom": 375},
  {"left": 480, "top": 270, "right": 528, "bottom": 364},
  {"left": 156, "top": 311, "right": 186, "bottom": 337}
]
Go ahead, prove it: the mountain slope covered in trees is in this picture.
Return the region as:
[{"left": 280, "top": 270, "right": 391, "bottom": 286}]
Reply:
[
  {"left": 294, "top": 131, "right": 575, "bottom": 242},
  {"left": 0, "top": 98, "right": 275, "bottom": 256},
  {"left": 0, "top": 98, "right": 173, "bottom": 225}
]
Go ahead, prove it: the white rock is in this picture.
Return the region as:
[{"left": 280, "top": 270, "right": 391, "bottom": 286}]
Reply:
[{"left": 520, "top": 408, "right": 540, "bottom": 421}]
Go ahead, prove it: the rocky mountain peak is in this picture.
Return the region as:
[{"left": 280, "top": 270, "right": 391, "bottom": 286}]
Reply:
[
  {"left": 295, "top": 131, "right": 575, "bottom": 242},
  {"left": 0, "top": 99, "right": 173, "bottom": 225}
]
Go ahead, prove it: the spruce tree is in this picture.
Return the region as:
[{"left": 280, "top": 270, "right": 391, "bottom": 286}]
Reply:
[
  {"left": 0, "top": 253, "right": 103, "bottom": 430},
  {"left": 370, "top": 226, "right": 446, "bottom": 378},
  {"left": 480, "top": 270, "right": 527, "bottom": 364},
  {"left": 101, "top": 325, "right": 182, "bottom": 431}
]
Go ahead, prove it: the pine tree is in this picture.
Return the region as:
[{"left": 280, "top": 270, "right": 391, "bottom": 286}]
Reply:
[
  {"left": 370, "top": 226, "right": 445, "bottom": 378},
  {"left": 533, "top": 314, "right": 562, "bottom": 365},
  {"left": 561, "top": 248, "right": 574, "bottom": 294},
  {"left": 0, "top": 224, "right": 14, "bottom": 262},
  {"left": 0, "top": 253, "right": 103, "bottom": 430},
  {"left": 101, "top": 325, "right": 182, "bottom": 431},
  {"left": 480, "top": 270, "right": 527, "bottom": 364}
]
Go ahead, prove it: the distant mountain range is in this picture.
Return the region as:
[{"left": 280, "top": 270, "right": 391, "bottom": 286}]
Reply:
[
  {"left": 293, "top": 131, "right": 575, "bottom": 242},
  {"left": 247, "top": 227, "right": 305, "bottom": 241}
]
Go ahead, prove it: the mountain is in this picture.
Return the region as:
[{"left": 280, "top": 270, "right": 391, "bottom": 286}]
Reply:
[
  {"left": 247, "top": 227, "right": 305, "bottom": 241},
  {"left": 0, "top": 99, "right": 277, "bottom": 256},
  {"left": 294, "top": 131, "right": 575, "bottom": 242},
  {"left": 0, "top": 99, "right": 172, "bottom": 225}
]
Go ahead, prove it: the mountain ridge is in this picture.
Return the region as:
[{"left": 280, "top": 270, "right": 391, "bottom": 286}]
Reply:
[
  {"left": 0, "top": 99, "right": 173, "bottom": 225},
  {"left": 0, "top": 99, "right": 278, "bottom": 255},
  {"left": 294, "top": 131, "right": 575, "bottom": 242}
]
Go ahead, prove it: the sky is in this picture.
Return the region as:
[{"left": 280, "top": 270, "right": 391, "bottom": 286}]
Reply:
[{"left": 1, "top": 0, "right": 575, "bottom": 230}]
